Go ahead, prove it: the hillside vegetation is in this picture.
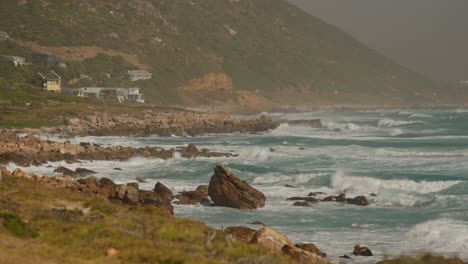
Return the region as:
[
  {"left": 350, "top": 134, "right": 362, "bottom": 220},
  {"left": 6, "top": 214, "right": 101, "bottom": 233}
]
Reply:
[{"left": 0, "top": 0, "right": 465, "bottom": 108}]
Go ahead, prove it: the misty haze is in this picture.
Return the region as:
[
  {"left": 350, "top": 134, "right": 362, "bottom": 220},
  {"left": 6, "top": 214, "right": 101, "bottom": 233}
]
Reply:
[{"left": 0, "top": 1, "right": 467, "bottom": 264}]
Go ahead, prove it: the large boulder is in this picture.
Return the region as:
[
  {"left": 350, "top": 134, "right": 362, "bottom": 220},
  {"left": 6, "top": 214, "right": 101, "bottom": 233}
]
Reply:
[
  {"left": 296, "top": 243, "right": 327, "bottom": 258},
  {"left": 154, "top": 182, "right": 174, "bottom": 202},
  {"left": 208, "top": 164, "right": 265, "bottom": 209},
  {"left": 177, "top": 185, "right": 210, "bottom": 205},
  {"left": 224, "top": 226, "right": 257, "bottom": 242},
  {"left": 251, "top": 227, "right": 294, "bottom": 253}
]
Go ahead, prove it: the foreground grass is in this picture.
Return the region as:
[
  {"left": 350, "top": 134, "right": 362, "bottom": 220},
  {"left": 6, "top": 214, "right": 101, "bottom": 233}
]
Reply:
[{"left": 0, "top": 176, "right": 291, "bottom": 264}]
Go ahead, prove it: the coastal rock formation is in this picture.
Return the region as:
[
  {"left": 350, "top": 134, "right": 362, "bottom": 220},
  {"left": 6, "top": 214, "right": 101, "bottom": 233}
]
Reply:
[
  {"left": 285, "top": 119, "right": 323, "bottom": 128},
  {"left": 208, "top": 164, "right": 266, "bottom": 209},
  {"left": 3, "top": 166, "right": 174, "bottom": 215},
  {"left": 353, "top": 244, "right": 373, "bottom": 256},
  {"left": 176, "top": 185, "right": 210, "bottom": 205},
  {"left": 11, "top": 111, "right": 278, "bottom": 137},
  {"left": 287, "top": 193, "right": 369, "bottom": 207},
  {"left": 295, "top": 243, "right": 327, "bottom": 258},
  {"left": 154, "top": 182, "right": 174, "bottom": 203},
  {"left": 224, "top": 226, "right": 257, "bottom": 242},
  {"left": 0, "top": 135, "right": 235, "bottom": 166},
  {"left": 251, "top": 227, "right": 294, "bottom": 252}
]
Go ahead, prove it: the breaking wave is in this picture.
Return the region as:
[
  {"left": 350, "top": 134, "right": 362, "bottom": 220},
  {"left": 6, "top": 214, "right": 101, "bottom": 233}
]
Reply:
[{"left": 378, "top": 118, "right": 425, "bottom": 127}]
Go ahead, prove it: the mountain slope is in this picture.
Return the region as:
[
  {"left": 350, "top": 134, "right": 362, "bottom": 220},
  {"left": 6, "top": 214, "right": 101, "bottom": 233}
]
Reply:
[{"left": 0, "top": 0, "right": 462, "bottom": 108}]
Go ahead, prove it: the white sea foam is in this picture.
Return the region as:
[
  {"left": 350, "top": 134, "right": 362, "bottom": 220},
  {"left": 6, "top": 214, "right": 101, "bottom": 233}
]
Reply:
[
  {"left": 378, "top": 118, "right": 425, "bottom": 127},
  {"left": 409, "top": 113, "right": 432, "bottom": 118},
  {"left": 331, "top": 169, "right": 461, "bottom": 195},
  {"left": 405, "top": 218, "right": 468, "bottom": 258},
  {"left": 252, "top": 173, "right": 323, "bottom": 185},
  {"left": 390, "top": 128, "right": 404, "bottom": 136}
]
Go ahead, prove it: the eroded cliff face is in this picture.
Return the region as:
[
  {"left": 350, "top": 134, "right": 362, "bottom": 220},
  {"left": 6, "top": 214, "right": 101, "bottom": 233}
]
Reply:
[
  {"left": 177, "top": 73, "right": 274, "bottom": 114},
  {"left": 177, "top": 73, "right": 233, "bottom": 92}
]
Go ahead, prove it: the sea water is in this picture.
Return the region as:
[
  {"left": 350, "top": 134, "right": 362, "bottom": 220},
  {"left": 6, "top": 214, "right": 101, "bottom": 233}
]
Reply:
[{"left": 17, "top": 109, "right": 468, "bottom": 263}]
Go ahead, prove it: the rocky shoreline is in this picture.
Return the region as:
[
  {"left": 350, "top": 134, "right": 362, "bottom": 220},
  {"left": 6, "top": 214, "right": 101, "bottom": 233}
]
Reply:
[
  {"left": 0, "top": 134, "right": 237, "bottom": 167},
  {"left": 2, "top": 110, "right": 279, "bottom": 137}
]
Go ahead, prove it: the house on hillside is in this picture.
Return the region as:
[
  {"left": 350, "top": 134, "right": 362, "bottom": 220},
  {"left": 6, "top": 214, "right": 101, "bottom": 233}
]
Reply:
[
  {"left": 3, "top": 55, "right": 30, "bottom": 66},
  {"left": 64, "top": 87, "right": 145, "bottom": 103},
  {"left": 37, "top": 71, "right": 61, "bottom": 92},
  {"left": 0, "top": 31, "right": 10, "bottom": 41},
  {"left": 127, "top": 70, "right": 152, "bottom": 82},
  {"left": 32, "top": 53, "right": 67, "bottom": 68}
]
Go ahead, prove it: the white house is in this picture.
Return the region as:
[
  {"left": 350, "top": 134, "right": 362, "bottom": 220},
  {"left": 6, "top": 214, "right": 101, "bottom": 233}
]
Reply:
[
  {"left": 127, "top": 70, "right": 152, "bottom": 82},
  {"left": 3, "top": 55, "right": 29, "bottom": 66},
  {"left": 66, "top": 87, "right": 145, "bottom": 103}
]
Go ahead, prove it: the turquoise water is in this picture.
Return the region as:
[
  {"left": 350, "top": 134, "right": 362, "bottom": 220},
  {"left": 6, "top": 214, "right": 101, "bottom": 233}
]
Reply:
[{"left": 23, "top": 109, "right": 468, "bottom": 263}]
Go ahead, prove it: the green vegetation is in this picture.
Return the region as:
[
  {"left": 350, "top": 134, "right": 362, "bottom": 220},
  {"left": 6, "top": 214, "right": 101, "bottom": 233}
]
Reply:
[
  {"left": 0, "top": 0, "right": 455, "bottom": 107},
  {"left": 0, "top": 212, "right": 38, "bottom": 238},
  {"left": 0, "top": 175, "right": 293, "bottom": 263}
]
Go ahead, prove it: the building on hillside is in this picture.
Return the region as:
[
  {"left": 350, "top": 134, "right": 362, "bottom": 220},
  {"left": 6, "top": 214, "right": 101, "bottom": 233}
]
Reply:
[
  {"left": 32, "top": 53, "right": 67, "bottom": 67},
  {"left": 459, "top": 80, "right": 468, "bottom": 85},
  {"left": 3, "top": 55, "right": 30, "bottom": 66},
  {"left": 37, "top": 71, "right": 61, "bottom": 92},
  {"left": 63, "top": 87, "right": 145, "bottom": 103},
  {"left": 0, "top": 31, "right": 10, "bottom": 41},
  {"left": 127, "top": 70, "right": 152, "bottom": 82}
]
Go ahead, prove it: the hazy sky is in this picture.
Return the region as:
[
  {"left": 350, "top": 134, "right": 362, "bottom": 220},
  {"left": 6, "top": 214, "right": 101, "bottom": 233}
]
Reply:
[{"left": 289, "top": 0, "right": 468, "bottom": 81}]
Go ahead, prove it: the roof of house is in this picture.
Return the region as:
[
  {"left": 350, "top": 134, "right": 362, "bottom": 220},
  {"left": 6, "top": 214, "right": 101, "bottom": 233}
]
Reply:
[
  {"left": 127, "top": 70, "right": 152, "bottom": 76},
  {"left": 38, "top": 71, "right": 61, "bottom": 80}
]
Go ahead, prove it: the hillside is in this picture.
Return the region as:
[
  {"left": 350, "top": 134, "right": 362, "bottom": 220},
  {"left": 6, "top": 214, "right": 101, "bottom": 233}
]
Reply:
[{"left": 0, "top": 0, "right": 465, "bottom": 109}]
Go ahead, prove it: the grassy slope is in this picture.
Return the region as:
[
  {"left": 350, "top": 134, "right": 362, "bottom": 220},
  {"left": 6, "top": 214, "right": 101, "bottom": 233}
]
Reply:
[
  {"left": 0, "top": 0, "right": 454, "bottom": 106},
  {"left": 0, "top": 175, "right": 294, "bottom": 264}
]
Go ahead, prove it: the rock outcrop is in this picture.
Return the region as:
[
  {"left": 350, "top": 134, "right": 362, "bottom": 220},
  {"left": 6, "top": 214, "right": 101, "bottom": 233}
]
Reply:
[
  {"left": 287, "top": 193, "right": 369, "bottom": 207},
  {"left": 251, "top": 227, "right": 295, "bottom": 252},
  {"left": 208, "top": 164, "right": 265, "bottom": 209},
  {"left": 224, "top": 226, "right": 257, "bottom": 242},
  {"left": 3, "top": 167, "right": 173, "bottom": 215},
  {"left": 176, "top": 185, "right": 210, "bottom": 205},
  {"left": 285, "top": 119, "right": 323, "bottom": 128},
  {"left": 10, "top": 110, "right": 278, "bottom": 137},
  {"left": 0, "top": 135, "right": 235, "bottom": 166}
]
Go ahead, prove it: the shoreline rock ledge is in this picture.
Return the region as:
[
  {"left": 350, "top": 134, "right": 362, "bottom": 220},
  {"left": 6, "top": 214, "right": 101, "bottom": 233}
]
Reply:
[{"left": 208, "top": 164, "right": 266, "bottom": 209}]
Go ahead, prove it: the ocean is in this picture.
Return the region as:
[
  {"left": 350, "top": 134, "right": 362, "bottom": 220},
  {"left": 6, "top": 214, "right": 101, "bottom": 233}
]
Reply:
[{"left": 19, "top": 109, "right": 468, "bottom": 263}]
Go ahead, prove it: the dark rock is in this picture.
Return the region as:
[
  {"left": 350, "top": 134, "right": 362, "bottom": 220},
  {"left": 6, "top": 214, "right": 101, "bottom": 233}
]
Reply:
[
  {"left": 298, "top": 147, "right": 305, "bottom": 150},
  {"left": 113, "top": 168, "right": 123, "bottom": 171},
  {"left": 269, "top": 148, "right": 276, "bottom": 152},
  {"left": 333, "top": 128, "right": 342, "bottom": 132},
  {"left": 177, "top": 185, "right": 210, "bottom": 205},
  {"left": 353, "top": 244, "right": 373, "bottom": 256},
  {"left": 284, "top": 184, "right": 294, "bottom": 188},
  {"left": 308, "top": 192, "right": 327, "bottom": 197},
  {"left": 154, "top": 182, "right": 174, "bottom": 202},
  {"left": 295, "top": 243, "right": 327, "bottom": 258},
  {"left": 75, "top": 167, "right": 96, "bottom": 176},
  {"left": 304, "top": 197, "right": 320, "bottom": 203},
  {"left": 54, "top": 166, "right": 78, "bottom": 177},
  {"left": 135, "top": 177, "right": 147, "bottom": 183},
  {"left": 208, "top": 164, "right": 266, "bottom": 209},
  {"left": 287, "top": 197, "right": 307, "bottom": 201},
  {"left": 116, "top": 185, "right": 139, "bottom": 205},
  {"left": 347, "top": 196, "right": 369, "bottom": 206},
  {"left": 323, "top": 195, "right": 338, "bottom": 202},
  {"left": 224, "top": 226, "right": 257, "bottom": 242},
  {"left": 293, "top": 201, "right": 311, "bottom": 207},
  {"left": 99, "top": 177, "right": 116, "bottom": 187},
  {"left": 340, "top": 255, "right": 352, "bottom": 259},
  {"left": 138, "top": 190, "right": 174, "bottom": 215},
  {"left": 286, "top": 119, "right": 322, "bottom": 128}
]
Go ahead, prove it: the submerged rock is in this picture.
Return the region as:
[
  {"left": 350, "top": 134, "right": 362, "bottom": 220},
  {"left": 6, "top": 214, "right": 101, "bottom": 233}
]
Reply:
[
  {"left": 286, "top": 119, "right": 322, "bottom": 128},
  {"left": 208, "top": 164, "right": 266, "bottom": 209},
  {"left": 352, "top": 244, "right": 373, "bottom": 256}
]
